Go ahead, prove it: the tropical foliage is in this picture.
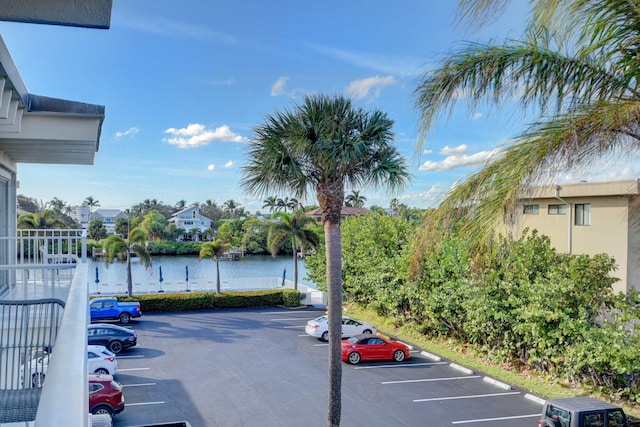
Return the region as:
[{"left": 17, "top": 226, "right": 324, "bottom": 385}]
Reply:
[
  {"left": 102, "top": 227, "right": 152, "bottom": 297},
  {"left": 306, "top": 212, "right": 640, "bottom": 403},
  {"left": 199, "top": 240, "right": 232, "bottom": 293},
  {"left": 267, "top": 211, "right": 320, "bottom": 290},
  {"left": 242, "top": 94, "right": 410, "bottom": 426},
  {"left": 414, "top": 0, "right": 640, "bottom": 252}
]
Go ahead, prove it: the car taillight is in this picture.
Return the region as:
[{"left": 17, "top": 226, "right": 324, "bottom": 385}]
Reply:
[
  {"left": 312, "top": 325, "right": 318, "bottom": 329},
  {"left": 105, "top": 357, "right": 114, "bottom": 362},
  {"left": 537, "top": 422, "right": 542, "bottom": 426}
]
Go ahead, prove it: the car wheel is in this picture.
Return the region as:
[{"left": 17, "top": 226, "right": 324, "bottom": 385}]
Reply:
[
  {"left": 109, "top": 340, "right": 123, "bottom": 354},
  {"left": 393, "top": 350, "right": 406, "bottom": 362},
  {"left": 91, "top": 405, "right": 113, "bottom": 417},
  {"left": 321, "top": 331, "right": 329, "bottom": 342},
  {"left": 348, "top": 352, "right": 361, "bottom": 365},
  {"left": 542, "top": 421, "right": 559, "bottom": 427},
  {"left": 119, "top": 312, "right": 131, "bottom": 324},
  {"left": 363, "top": 329, "right": 372, "bottom": 335},
  {"left": 94, "top": 368, "right": 109, "bottom": 375},
  {"left": 31, "top": 372, "right": 45, "bottom": 387}
]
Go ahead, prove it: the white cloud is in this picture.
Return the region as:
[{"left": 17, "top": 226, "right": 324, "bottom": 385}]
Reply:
[
  {"left": 163, "top": 124, "right": 249, "bottom": 148},
  {"left": 423, "top": 149, "right": 433, "bottom": 155},
  {"left": 207, "top": 164, "right": 215, "bottom": 171},
  {"left": 224, "top": 161, "right": 234, "bottom": 168},
  {"left": 305, "top": 43, "right": 427, "bottom": 77},
  {"left": 271, "top": 77, "right": 290, "bottom": 96},
  {"left": 440, "top": 144, "right": 468, "bottom": 155},
  {"left": 114, "top": 127, "right": 139, "bottom": 139},
  {"left": 346, "top": 75, "right": 397, "bottom": 100},
  {"left": 121, "top": 17, "right": 239, "bottom": 46},
  {"left": 471, "top": 112, "right": 483, "bottom": 120},
  {"left": 419, "top": 148, "right": 499, "bottom": 171}
]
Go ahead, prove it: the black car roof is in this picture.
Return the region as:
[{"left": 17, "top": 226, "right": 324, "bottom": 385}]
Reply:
[
  {"left": 89, "top": 323, "right": 134, "bottom": 333},
  {"left": 547, "top": 397, "right": 621, "bottom": 411}
]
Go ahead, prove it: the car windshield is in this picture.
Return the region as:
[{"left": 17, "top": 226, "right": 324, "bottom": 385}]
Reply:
[
  {"left": 346, "top": 336, "right": 359, "bottom": 344},
  {"left": 313, "top": 316, "right": 327, "bottom": 323}
]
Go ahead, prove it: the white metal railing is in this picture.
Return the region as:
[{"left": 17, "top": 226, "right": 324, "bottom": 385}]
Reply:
[
  {"left": 14, "top": 229, "right": 87, "bottom": 266},
  {"left": 0, "top": 229, "right": 88, "bottom": 426}
]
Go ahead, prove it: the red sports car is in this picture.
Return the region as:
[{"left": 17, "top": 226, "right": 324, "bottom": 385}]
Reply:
[
  {"left": 341, "top": 334, "right": 411, "bottom": 365},
  {"left": 89, "top": 373, "right": 125, "bottom": 417}
]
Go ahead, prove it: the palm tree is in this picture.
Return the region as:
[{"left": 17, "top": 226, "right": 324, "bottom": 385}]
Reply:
[
  {"left": 199, "top": 240, "right": 231, "bottom": 293},
  {"left": 344, "top": 191, "right": 366, "bottom": 207},
  {"left": 287, "top": 197, "right": 301, "bottom": 212},
  {"left": 223, "top": 199, "right": 239, "bottom": 218},
  {"left": 267, "top": 211, "right": 319, "bottom": 290},
  {"left": 241, "top": 94, "right": 410, "bottom": 426},
  {"left": 17, "top": 213, "right": 40, "bottom": 229},
  {"left": 262, "top": 196, "right": 278, "bottom": 213},
  {"left": 275, "top": 197, "right": 289, "bottom": 212},
  {"left": 414, "top": 0, "right": 640, "bottom": 248},
  {"left": 49, "top": 197, "right": 66, "bottom": 213},
  {"left": 84, "top": 196, "right": 100, "bottom": 215},
  {"left": 102, "top": 227, "right": 151, "bottom": 297}
]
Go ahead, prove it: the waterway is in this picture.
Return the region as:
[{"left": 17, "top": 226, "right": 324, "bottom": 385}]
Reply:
[{"left": 89, "top": 254, "right": 313, "bottom": 294}]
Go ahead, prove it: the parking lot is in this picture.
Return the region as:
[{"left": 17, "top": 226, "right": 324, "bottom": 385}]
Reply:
[{"left": 109, "top": 307, "right": 544, "bottom": 427}]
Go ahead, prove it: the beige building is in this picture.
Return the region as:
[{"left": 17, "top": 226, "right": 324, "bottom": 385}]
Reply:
[{"left": 505, "top": 179, "right": 640, "bottom": 294}]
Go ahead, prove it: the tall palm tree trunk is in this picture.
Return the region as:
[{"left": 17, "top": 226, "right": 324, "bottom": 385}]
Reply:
[
  {"left": 216, "top": 259, "right": 221, "bottom": 293},
  {"left": 325, "top": 220, "right": 343, "bottom": 427},
  {"left": 292, "top": 237, "right": 298, "bottom": 290},
  {"left": 126, "top": 254, "right": 133, "bottom": 297}
]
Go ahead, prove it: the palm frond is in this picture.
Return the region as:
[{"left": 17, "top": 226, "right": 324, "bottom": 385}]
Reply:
[
  {"left": 420, "top": 99, "right": 640, "bottom": 252},
  {"left": 414, "top": 40, "right": 630, "bottom": 150}
]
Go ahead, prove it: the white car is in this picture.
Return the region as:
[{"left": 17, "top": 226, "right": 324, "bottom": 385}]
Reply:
[
  {"left": 305, "top": 315, "right": 376, "bottom": 342},
  {"left": 22, "top": 345, "right": 117, "bottom": 387}
]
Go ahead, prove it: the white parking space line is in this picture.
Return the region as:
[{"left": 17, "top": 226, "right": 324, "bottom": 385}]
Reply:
[
  {"left": 314, "top": 343, "right": 329, "bottom": 347},
  {"left": 122, "top": 382, "right": 157, "bottom": 387},
  {"left": 282, "top": 325, "right": 305, "bottom": 329},
  {"left": 270, "top": 318, "right": 304, "bottom": 321},
  {"left": 117, "top": 367, "right": 150, "bottom": 372},
  {"left": 414, "top": 391, "right": 520, "bottom": 403},
  {"left": 452, "top": 413, "right": 540, "bottom": 424},
  {"left": 382, "top": 375, "right": 481, "bottom": 385},
  {"left": 260, "top": 311, "right": 318, "bottom": 315},
  {"left": 125, "top": 401, "right": 165, "bottom": 407},
  {"left": 355, "top": 362, "right": 447, "bottom": 370},
  {"left": 116, "top": 355, "right": 144, "bottom": 359}
]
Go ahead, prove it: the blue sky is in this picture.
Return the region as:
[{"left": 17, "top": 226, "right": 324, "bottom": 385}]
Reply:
[{"left": 4, "top": 2, "right": 638, "bottom": 212}]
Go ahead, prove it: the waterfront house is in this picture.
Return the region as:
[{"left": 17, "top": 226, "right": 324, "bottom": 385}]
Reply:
[
  {"left": 170, "top": 206, "right": 213, "bottom": 241},
  {"left": 90, "top": 208, "right": 128, "bottom": 235},
  {"left": 0, "top": 2, "right": 112, "bottom": 426},
  {"left": 503, "top": 179, "right": 640, "bottom": 294}
]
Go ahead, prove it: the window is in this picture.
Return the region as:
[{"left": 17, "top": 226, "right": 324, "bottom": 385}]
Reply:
[
  {"left": 582, "top": 413, "right": 604, "bottom": 427},
  {"left": 548, "top": 204, "right": 566, "bottom": 215},
  {"left": 575, "top": 203, "right": 591, "bottom": 225},
  {"left": 523, "top": 204, "right": 539, "bottom": 214}
]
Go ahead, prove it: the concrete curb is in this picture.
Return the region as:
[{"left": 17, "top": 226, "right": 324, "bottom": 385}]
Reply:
[
  {"left": 420, "top": 350, "right": 442, "bottom": 362},
  {"left": 525, "top": 393, "right": 546, "bottom": 405},
  {"left": 450, "top": 363, "right": 474, "bottom": 375},
  {"left": 482, "top": 376, "right": 512, "bottom": 390}
]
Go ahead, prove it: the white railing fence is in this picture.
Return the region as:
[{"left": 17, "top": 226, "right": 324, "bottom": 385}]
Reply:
[{"left": 0, "top": 229, "right": 89, "bottom": 426}]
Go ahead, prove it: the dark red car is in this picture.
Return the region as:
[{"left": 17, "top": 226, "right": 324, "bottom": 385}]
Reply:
[
  {"left": 89, "top": 373, "right": 125, "bottom": 417},
  {"left": 341, "top": 334, "right": 411, "bottom": 365}
]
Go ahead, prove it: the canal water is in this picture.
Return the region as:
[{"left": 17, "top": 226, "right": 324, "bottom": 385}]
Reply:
[{"left": 89, "top": 254, "right": 313, "bottom": 295}]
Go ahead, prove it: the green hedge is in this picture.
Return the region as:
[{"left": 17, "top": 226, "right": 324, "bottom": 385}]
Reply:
[{"left": 116, "top": 288, "right": 300, "bottom": 312}]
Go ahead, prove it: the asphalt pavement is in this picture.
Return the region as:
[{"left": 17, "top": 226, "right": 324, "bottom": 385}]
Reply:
[{"left": 109, "top": 307, "right": 544, "bottom": 427}]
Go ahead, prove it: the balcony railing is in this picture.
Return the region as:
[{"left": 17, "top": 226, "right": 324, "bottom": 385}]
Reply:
[{"left": 0, "top": 229, "right": 89, "bottom": 426}]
